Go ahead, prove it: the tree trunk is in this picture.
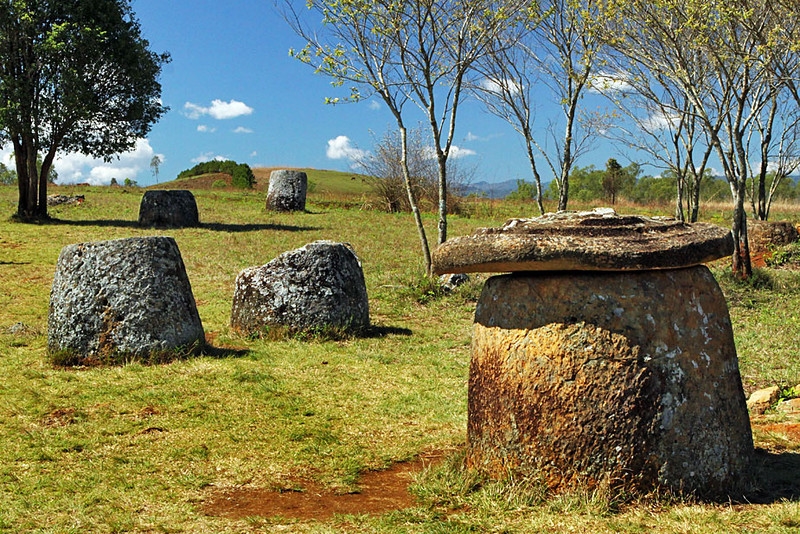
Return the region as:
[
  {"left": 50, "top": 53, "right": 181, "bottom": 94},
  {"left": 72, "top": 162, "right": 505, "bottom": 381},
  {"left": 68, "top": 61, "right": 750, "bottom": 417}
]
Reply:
[
  {"left": 399, "top": 126, "right": 432, "bottom": 275},
  {"left": 731, "top": 183, "right": 752, "bottom": 279},
  {"left": 675, "top": 171, "right": 685, "bottom": 222},
  {"left": 524, "top": 136, "right": 545, "bottom": 215},
  {"left": 437, "top": 152, "right": 447, "bottom": 246}
]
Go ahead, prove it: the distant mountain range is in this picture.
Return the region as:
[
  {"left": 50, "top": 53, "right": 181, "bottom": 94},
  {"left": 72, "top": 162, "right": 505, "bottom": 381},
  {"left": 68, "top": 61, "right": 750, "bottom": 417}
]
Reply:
[{"left": 462, "top": 179, "right": 522, "bottom": 199}]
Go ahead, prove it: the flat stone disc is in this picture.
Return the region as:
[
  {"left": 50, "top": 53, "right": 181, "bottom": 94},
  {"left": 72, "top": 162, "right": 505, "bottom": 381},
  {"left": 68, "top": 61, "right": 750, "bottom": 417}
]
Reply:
[{"left": 433, "top": 208, "right": 734, "bottom": 273}]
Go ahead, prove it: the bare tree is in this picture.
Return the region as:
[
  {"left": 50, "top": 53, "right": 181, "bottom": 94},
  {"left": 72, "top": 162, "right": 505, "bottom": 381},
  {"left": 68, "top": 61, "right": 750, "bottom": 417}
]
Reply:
[
  {"left": 472, "top": 0, "right": 601, "bottom": 212},
  {"left": 601, "top": 0, "right": 800, "bottom": 278},
  {"left": 748, "top": 90, "right": 800, "bottom": 220},
  {"left": 594, "top": 65, "right": 716, "bottom": 222},
  {"left": 284, "top": 0, "right": 526, "bottom": 274}
]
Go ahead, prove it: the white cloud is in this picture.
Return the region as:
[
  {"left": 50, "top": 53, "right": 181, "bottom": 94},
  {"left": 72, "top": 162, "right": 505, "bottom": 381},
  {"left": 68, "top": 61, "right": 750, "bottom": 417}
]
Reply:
[
  {"left": 590, "top": 71, "right": 634, "bottom": 93},
  {"left": 421, "top": 144, "right": 477, "bottom": 160},
  {"left": 191, "top": 152, "right": 230, "bottom": 164},
  {"left": 642, "top": 111, "right": 680, "bottom": 132},
  {"left": 197, "top": 124, "right": 216, "bottom": 133},
  {"left": 465, "top": 132, "right": 481, "bottom": 142},
  {"left": 184, "top": 99, "right": 254, "bottom": 120},
  {"left": 54, "top": 139, "right": 161, "bottom": 185},
  {"left": 233, "top": 126, "right": 253, "bottom": 134},
  {"left": 449, "top": 145, "right": 477, "bottom": 159},
  {"left": 326, "top": 135, "right": 368, "bottom": 162},
  {"left": 480, "top": 77, "right": 523, "bottom": 96},
  {"left": 368, "top": 100, "right": 381, "bottom": 111}
]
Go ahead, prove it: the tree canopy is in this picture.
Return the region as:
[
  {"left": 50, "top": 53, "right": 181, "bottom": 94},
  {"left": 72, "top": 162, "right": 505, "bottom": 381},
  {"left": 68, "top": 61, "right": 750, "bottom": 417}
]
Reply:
[{"left": 0, "top": 0, "right": 169, "bottom": 220}]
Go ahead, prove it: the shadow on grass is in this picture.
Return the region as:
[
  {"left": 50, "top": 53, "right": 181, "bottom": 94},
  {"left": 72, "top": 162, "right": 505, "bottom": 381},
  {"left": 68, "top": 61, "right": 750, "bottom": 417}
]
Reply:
[
  {"left": 362, "top": 324, "right": 413, "bottom": 338},
  {"left": 48, "top": 218, "right": 321, "bottom": 233},
  {"left": 202, "top": 344, "right": 251, "bottom": 359},
  {"left": 744, "top": 449, "right": 800, "bottom": 503}
]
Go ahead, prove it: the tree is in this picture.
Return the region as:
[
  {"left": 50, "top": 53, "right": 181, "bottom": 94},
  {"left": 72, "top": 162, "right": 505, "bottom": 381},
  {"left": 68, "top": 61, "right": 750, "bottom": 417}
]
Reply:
[
  {"left": 0, "top": 0, "right": 169, "bottom": 220},
  {"left": 0, "top": 160, "right": 14, "bottom": 184},
  {"left": 473, "top": 0, "right": 601, "bottom": 213},
  {"left": 360, "top": 126, "right": 472, "bottom": 214},
  {"left": 602, "top": 159, "right": 638, "bottom": 204},
  {"left": 601, "top": 0, "right": 800, "bottom": 278},
  {"left": 285, "top": 0, "right": 526, "bottom": 274},
  {"left": 150, "top": 155, "right": 162, "bottom": 184}
]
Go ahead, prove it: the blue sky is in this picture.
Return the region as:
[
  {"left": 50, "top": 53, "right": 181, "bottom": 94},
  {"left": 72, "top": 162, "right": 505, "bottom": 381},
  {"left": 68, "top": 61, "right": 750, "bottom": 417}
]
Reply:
[{"left": 18, "top": 1, "right": 622, "bottom": 187}]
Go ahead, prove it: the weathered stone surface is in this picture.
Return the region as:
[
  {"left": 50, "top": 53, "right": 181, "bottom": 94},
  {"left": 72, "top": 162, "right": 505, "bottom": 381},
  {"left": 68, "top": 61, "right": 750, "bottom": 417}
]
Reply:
[
  {"left": 138, "top": 190, "right": 200, "bottom": 228},
  {"left": 467, "top": 265, "right": 753, "bottom": 497},
  {"left": 747, "top": 386, "right": 781, "bottom": 415},
  {"left": 230, "top": 240, "right": 369, "bottom": 335},
  {"left": 748, "top": 220, "right": 799, "bottom": 254},
  {"left": 433, "top": 208, "right": 734, "bottom": 274},
  {"left": 440, "top": 273, "right": 470, "bottom": 292},
  {"left": 266, "top": 170, "right": 307, "bottom": 212},
  {"left": 48, "top": 237, "right": 205, "bottom": 364}
]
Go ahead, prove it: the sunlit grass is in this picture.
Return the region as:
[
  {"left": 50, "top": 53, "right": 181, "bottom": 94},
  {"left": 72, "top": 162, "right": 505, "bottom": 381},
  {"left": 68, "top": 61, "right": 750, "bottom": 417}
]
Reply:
[{"left": 1, "top": 182, "right": 800, "bottom": 532}]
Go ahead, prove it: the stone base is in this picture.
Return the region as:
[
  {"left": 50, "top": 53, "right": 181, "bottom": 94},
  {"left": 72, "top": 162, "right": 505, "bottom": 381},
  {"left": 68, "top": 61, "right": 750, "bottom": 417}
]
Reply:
[{"left": 467, "top": 266, "right": 753, "bottom": 498}]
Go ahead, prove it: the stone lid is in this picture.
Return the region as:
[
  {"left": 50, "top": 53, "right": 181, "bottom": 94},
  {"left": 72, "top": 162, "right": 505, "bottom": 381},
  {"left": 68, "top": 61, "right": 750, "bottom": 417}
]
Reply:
[{"left": 432, "top": 208, "right": 734, "bottom": 274}]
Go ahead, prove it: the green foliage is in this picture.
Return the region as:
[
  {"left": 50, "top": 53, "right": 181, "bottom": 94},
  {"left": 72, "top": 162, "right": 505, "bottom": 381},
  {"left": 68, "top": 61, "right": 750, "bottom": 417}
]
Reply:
[
  {"left": 506, "top": 179, "right": 537, "bottom": 201},
  {"left": 629, "top": 174, "right": 677, "bottom": 204},
  {"left": 0, "top": 0, "right": 169, "bottom": 218},
  {"left": 766, "top": 241, "right": 800, "bottom": 268},
  {"left": 0, "top": 161, "right": 15, "bottom": 185},
  {"left": 178, "top": 160, "right": 255, "bottom": 189}
]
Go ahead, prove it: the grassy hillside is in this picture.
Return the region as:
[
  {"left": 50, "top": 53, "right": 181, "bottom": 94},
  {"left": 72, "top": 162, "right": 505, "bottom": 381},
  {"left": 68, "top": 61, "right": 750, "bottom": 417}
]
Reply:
[{"left": 1, "top": 184, "right": 799, "bottom": 532}]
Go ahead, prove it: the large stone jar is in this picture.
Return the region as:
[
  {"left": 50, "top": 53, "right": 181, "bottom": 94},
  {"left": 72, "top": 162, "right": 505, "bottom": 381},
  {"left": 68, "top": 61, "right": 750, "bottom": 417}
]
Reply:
[
  {"left": 230, "top": 240, "right": 369, "bottom": 336},
  {"left": 433, "top": 208, "right": 753, "bottom": 498},
  {"left": 48, "top": 236, "right": 205, "bottom": 365}
]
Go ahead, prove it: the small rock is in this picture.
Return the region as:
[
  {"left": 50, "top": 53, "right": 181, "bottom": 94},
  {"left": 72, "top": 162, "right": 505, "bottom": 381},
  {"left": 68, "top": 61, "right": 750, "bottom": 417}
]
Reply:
[
  {"left": 440, "top": 273, "right": 469, "bottom": 291},
  {"left": 746, "top": 386, "right": 781, "bottom": 415},
  {"left": 775, "top": 398, "right": 800, "bottom": 414},
  {"left": 8, "top": 322, "right": 33, "bottom": 335}
]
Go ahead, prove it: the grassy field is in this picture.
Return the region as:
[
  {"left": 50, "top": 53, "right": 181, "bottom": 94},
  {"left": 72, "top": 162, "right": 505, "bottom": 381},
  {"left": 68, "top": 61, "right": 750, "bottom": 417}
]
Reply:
[{"left": 1, "top": 176, "right": 800, "bottom": 532}]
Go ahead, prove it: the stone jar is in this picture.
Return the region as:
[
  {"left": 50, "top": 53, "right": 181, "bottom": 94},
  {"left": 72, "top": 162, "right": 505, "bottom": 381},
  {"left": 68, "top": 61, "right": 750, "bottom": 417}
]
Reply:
[
  {"left": 48, "top": 236, "right": 205, "bottom": 365},
  {"left": 138, "top": 190, "right": 200, "bottom": 228},
  {"left": 230, "top": 240, "right": 369, "bottom": 336},
  {"left": 467, "top": 266, "right": 753, "bottom": 497},
  {"left": 266, "top": 170, "right": 307, "bottom": 212}
]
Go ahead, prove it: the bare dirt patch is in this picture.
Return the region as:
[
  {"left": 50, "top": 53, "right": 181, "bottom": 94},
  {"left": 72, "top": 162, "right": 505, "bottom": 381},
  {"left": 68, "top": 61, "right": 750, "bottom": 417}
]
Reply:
[{"left": 204, "top": 453, "right": 441, "bottom": 521}]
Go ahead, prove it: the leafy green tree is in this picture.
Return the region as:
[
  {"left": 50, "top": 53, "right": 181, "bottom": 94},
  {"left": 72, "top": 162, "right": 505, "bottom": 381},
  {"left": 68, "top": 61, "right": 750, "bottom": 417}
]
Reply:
[
  {"left": 565, "top": 165, "right": 603, "bottom": 202},
  {"left": 0, "top": 0, "right": 169, "bottom": 220},
  {"left": 506, "top": 179, "right": 538, "bottom": 202},
  {"left": 630, "top": 173, "right": 678, "bottom": 205},
  {"left": 601, "top": 158, "right": 638, "bottom": 204}
]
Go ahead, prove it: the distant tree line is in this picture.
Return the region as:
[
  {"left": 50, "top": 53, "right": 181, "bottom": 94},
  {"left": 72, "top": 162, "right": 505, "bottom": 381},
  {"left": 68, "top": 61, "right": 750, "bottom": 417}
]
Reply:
[
  {"left": 177, "top": 160, "right": 255, "bottom": 189},
  {"left": 509, "top": 158, "right": 800, "bottom": 214}
]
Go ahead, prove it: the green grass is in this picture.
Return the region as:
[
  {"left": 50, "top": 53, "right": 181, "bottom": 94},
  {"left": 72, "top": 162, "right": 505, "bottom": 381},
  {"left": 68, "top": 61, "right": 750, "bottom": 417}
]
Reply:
[{"left": 1, "top": 183, "right": 800, "bottom": 532}]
